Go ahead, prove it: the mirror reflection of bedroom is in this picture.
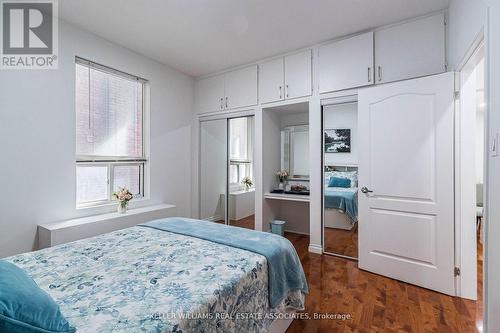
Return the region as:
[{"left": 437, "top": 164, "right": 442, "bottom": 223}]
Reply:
[
  {"left": 199, "top": 116, "right": 255, "bottom": 229},
  {"left": 322, "top": 100, "right": 358, "bottom": 259}
]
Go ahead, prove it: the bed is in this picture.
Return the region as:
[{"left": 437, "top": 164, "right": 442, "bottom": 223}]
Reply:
[
  {"left": 4, "top": 218, "right": 307, "bottom": 333},
  {"left": 324, "top": 168, "right": 358, "bottom": 230}
]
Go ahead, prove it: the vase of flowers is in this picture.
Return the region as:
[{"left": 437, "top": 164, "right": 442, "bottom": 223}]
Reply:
[
  {"left": 276, "top": 170, "right": 289, "bottom": 189},
  {"left": 113, "top": 187, "right": 133, "bottom": 214},
  {"left": 242, "top": 176, "right": 253, "bottom": 190}
]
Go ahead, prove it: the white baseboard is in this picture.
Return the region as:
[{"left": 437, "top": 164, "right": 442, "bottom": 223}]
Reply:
[
  {"left": 308, "top": 243, "right": 322, "bottom": 254},
  {"left": 284, "top": 229, "right": 310, "bottom": 236}
]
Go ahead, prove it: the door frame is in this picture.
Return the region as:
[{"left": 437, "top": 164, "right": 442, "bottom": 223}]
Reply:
[{"left": 455, "top": 33, "right": 485, "bottom": 300}]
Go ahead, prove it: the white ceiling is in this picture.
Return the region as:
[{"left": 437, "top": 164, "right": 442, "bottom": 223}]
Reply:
[{"left": 59, "top": 0, "right": 449, "bottom": 77}]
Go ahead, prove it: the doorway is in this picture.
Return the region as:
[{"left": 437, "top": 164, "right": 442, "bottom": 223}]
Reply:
[{"left": 457, "top": 40, "right": 485, "bottom": 309}]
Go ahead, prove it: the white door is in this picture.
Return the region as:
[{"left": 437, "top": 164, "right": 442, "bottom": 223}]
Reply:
[
  {"left": 284, "top": 50, "right": 312, "bottom": 99},
  {"left": 319, "top": 32, "right": 374, "bottom": 94},
  {"left": 375, "top": 13, "right": 446, "bottom": 84},
  {"left": 224, "top": 65, "right": 258, "bottom": 110},
  {"left": 196, "top": 74, "right": 225, "bottom": 114},
  {"left": 259, "top": 58, "right": 284, "bottom": 104},
  {"left": 358, "top": 72, "right": 456, "bottom": 295}
]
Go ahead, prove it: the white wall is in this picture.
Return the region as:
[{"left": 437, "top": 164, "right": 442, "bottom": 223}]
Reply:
[
  {"left": 261, "top": 110, "right": 282, "bottom": 227},
  {"left": 280, "top": 112, "right": 309, "bottom": 128},
  {"left": 447, "top": 0, "right": 488, "bottom": 69},
  {"left": 477, "top": 109, "right": 485, "bottom": 184},
  {"left": 323, "top": 103, "right": 358, "bottom": 166},
  {"left": 0, "top": 21, "right": 195, "bottom": 258}
]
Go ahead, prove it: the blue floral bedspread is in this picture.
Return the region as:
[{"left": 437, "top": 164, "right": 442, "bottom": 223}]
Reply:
[{"left": 5, "top": 226, "right": 305, "bottom": 333}]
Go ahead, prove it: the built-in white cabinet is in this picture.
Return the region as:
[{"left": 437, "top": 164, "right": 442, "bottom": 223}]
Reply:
[
  {"left": 319, "top": 13, "right": 446, "bottom": 93},
  {"left": 196, "top": 75, "right": 225, "bottom": 114},
  {"left": 259, "top": 50, "right": 312, "bottom": 104},
  {"left": 319, "top": 32, "right": 374, "bottom": 94},
  {"left": 196, "top": 65, "right": 258, "bottom": 114},
  {"left": 284, "top": 50, "right": 312, "bottom": 99},
  {"left": 197, "top": 13, "right": 447, "bottom": 110},
  {"left": 259, "top": 58, "right": 284, "bottom": 104},
  {"left": 224, "top": 65, "right": 258, "bottom": 110},
  {"left": 374, "top": 13, "right": 446, "bottom": 84}
]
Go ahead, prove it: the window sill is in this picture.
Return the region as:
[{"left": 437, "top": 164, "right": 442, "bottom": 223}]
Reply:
[
  {"left": 76, "top": 196, "right": 149, "bottom": 211},
  {"left": 38, "top": 203, "right": 176, "bottom": 248}
]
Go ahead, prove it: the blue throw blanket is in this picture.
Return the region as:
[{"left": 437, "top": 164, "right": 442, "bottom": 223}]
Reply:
[
  {"left": 324, "top": 187, "right": 358, "bottom": 223},
  {"left": 139, "top": 217, "right": 308, "bottom": 308}
]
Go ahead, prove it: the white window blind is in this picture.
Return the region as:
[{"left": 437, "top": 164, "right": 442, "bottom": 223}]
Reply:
[{"left": 75, "top": 58, "right": 147, "bottom": 206}]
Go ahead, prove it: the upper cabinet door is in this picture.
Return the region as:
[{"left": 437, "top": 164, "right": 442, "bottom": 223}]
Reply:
[
  {"left": 284, "top": 50, "right": 312, "bottom": 99},
  {"left": 224, "top": 65, "right": 258, "bottom": 110},
  {"left": 375, "top": 14, "right": 446, "bottom": 84},
  {"left": 259, "top": 58, "right": 284, "bottom": 104},
  {"left": 319, "top": 32, "right": 374, "bottom": 94},
  {"left": 196, "top": 74, "right": 225, "bottom": 114}
]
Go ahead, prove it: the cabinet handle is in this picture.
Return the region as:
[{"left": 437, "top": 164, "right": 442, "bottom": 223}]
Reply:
[
  {"left": 368, "top": 67, "right": 371, "bottom": 82},
  {"left": 279, "top": 86, "right": 282, "bottom": 99},
  {"left": 378, "top": 66, "right": 382, "bottom": 82},
  {"left": 286, "top": 84, "right": 289, "bottom": 98},
  {"left": 220, "top": 97, "right": 223, "bottom": 109},
  {"left": 225, "top": 97, "right": 228, "bottom": 109}
]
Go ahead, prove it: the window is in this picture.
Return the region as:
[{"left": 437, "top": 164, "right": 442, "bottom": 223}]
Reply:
[
  {"left": 229, "top": 117, "right": 253, "bottom": 189},
  {"left": 75, "top": 57, "right": 147, "bottom": 207}
]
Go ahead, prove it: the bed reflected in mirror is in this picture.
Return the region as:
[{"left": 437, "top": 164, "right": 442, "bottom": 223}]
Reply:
[
  {"left": 323, "top": 166, "right": 358, "bottom": 258},
  {"left": 322, "top": 101, "right": 359, "bottom": 259}
]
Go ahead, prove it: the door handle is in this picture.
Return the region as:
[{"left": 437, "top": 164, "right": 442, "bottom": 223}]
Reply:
[
  {"left": 220, "top": 97, "right": 223, "bottom": 109},
  {"left": 361, "top": 187, "right": 373, "bottom": 194},
  {"left": 286, "top": 84, "right": 289, "bottom": 98},
  {"left": 368, "top": 67, "right": 371, "bottom": 82},
  {"left": 279, "top": 86, "right": 282, "bottom": 99},
  {"left": 377, "top": 66, "right": 382, "bottom": 82},
  {"left": 225, "top": 97, "right": 228, "bottom": 109}
]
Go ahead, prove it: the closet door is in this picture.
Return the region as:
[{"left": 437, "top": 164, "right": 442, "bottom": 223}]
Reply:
[
  {"left": 200, "top": 119, "right": 227, "bottom": 223},
  {"left": 358, "top": 72, "right": 455, "bottom": 295},
  {"left": 374, "top": 13, "right": 446, "bottom": 84},
  {"left": 284, "top": 50, "right": 312, "bottom": 99},
  {"left": 319, "top": 32, "right": 374, "bottom": 93},
  {"left": 224, "top": 65, "right": 258, "bottom": 110},
  {"left": 228, "top": 116, "right": 255, "bottom": 229},
  {"left": 259, "top": 58, "right": 284, "bottom": 104},
  {"left": 196, "top": 74, "right": 225, "bottom": 114}
]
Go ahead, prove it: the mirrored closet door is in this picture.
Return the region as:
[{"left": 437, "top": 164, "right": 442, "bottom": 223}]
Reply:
[
  {"left": 322, "top": 101, "right": 359, "bottom": 259},
  {"left": 199, "top": 119, "right": 228, "bottom": 223},
  {"left": 228, "top": 116, "right": 255, "bottom": 229},
  {"left": 199, "top": 116, "right": 255, "bottom": 229}
]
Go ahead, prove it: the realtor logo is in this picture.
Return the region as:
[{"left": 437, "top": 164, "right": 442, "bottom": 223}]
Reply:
[{"left": 1, "top": 0, "right": 58, "bottom": 69}]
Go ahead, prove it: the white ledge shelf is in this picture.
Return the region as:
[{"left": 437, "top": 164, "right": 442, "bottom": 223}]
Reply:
[
  {"left": 264, "top": 192, "right": 310, "bottom": 203},
  {"left": 38, "top": 204, "right": 176, "bottom": 248}
]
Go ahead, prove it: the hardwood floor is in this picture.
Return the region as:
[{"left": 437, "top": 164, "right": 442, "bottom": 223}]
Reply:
[
  {"left": 285, "top": 232, "right": 483, "bottom": 333},
  {"left": 324, "top": 225, "right": 358, "bottom": 258},
  {"left": 216, "top": 215, "right": 255, "bottom": 229},
  {"left": 230, "top": 214, "right": 255, "bottom": 229}
]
